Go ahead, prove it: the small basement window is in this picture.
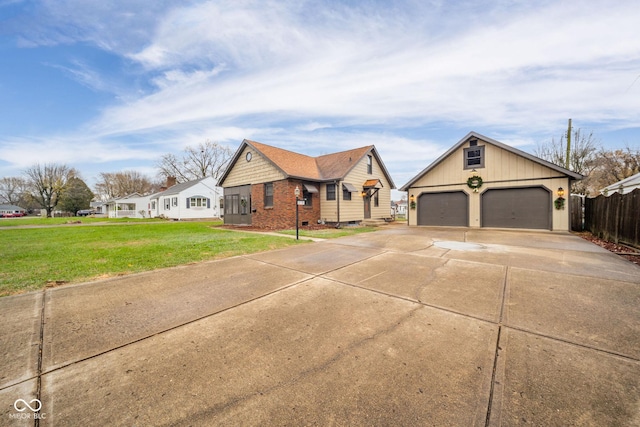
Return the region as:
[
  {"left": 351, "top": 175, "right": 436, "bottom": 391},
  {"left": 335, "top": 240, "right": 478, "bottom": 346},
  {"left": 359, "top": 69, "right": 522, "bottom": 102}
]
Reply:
[{"left": 464, "top": 145, "right": 485, "bottom": 169}]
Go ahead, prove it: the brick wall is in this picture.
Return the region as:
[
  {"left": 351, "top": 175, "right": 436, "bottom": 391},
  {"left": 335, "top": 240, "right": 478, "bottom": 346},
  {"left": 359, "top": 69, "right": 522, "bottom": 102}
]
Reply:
[{"left": 251, "top": 179, "right": 320, "bottom": 229}]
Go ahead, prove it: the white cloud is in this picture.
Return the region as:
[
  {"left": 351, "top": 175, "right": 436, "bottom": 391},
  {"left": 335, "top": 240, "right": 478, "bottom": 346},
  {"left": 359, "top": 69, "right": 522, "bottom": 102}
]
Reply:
[
  {"left": 80, "top": 0, "right": 639, "bottom": 139},
  {"left": 2, "top": 0, "right": 640, "bottom": 185}
]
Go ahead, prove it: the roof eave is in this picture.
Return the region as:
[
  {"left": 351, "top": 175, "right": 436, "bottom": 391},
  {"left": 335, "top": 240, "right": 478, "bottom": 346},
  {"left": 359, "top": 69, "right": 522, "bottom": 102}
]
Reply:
[{"left": 399, "top": 131, "right": 583, "bottom": 191}]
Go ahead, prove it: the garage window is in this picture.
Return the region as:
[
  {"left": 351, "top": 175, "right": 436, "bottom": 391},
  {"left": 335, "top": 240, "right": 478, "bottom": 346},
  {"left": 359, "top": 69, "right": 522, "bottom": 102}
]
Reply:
[{"left": 464, "top": 146, "right": 485, "bottom": 169}]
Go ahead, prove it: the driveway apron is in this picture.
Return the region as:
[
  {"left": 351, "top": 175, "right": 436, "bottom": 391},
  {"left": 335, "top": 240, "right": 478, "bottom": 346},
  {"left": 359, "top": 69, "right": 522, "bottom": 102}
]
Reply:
[{"left": 1, "top": 225, "right": 639, "bottom": 426}]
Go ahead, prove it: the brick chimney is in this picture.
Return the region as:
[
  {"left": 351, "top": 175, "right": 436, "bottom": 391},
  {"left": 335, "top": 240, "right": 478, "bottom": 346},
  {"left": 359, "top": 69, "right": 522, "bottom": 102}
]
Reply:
[{"left": 166, "top": 176, "right": 177, "bottom": 188}]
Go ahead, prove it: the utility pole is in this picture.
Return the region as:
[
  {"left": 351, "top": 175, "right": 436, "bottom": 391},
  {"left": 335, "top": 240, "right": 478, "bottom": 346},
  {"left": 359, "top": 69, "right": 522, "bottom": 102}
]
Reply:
[{"left": 565, "top": 118, "right": 572, "bottom": 170}]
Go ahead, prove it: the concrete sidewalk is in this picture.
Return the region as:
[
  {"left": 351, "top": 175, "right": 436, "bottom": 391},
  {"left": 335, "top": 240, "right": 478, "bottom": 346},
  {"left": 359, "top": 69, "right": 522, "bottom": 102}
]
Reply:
[{"left": 1, "top": 226, "right": 639, "bottom": 426}]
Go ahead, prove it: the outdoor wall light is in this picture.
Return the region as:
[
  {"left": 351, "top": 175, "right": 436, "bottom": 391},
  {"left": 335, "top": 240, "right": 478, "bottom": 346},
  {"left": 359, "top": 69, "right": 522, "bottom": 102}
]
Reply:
[
  {"left": 294, "top": 186, "right": 301, "bottom": 240},
  {"left": 409, "top": 194, "right": 416, "bottom": 210},
  {"left": 557, "top": 187, "right": 565, "bottom": 197},
  {"left": 361, "top": 191, "right": 367, "bottom": 198},
  {"left": 409, "top": 194, "right": 415, "bottom": 203}
]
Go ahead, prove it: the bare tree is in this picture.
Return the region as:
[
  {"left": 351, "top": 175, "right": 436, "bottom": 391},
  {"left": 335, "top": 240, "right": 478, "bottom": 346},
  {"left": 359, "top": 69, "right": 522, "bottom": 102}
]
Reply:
[
  {"left": 587, "top": 146, "right": 640, "bottom": 195},
  {"left": 535, "top": 128, "right": 600, "bottom": 194},
  {"left": 23, "top": 163, "right": 76, "bottom": 217},
  {"left": 157, "top": 140, "right": 233, "bottom": 183},
  {"left": 94, "top": 171, "right": 156, "bottom": 200},
  {"left": 0, "top": 176, "right": 29, "bottom": 205}
]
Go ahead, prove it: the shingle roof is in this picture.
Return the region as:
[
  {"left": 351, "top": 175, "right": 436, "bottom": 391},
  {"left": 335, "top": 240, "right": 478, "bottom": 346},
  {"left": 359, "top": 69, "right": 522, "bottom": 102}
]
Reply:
[
  {"left": 220, "top": 140, "right": 395, "bottom": 188},
  {"left": 400, "top": 131, "right": 583, "bottom": 191},
  {"left": 149, "top": 177, "right": 217, "bottom": 199},
  {"left": 315, "top": 146, "right": 373, "bottom": 180},
  {"left": 247, "top": 140, "right": 321, "bottom": 179}
]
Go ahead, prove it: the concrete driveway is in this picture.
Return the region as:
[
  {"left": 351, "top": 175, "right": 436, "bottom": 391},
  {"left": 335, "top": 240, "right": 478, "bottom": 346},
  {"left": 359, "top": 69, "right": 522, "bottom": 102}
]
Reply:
[{"left": 1, "top": 225, "right": 639, "bottom": 426}]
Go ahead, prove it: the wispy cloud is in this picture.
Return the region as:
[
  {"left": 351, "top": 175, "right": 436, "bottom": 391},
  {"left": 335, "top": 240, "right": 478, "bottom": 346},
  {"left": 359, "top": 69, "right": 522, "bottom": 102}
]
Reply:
[{"left": 1, "top": 0, "right": 639, "bottom": 188}]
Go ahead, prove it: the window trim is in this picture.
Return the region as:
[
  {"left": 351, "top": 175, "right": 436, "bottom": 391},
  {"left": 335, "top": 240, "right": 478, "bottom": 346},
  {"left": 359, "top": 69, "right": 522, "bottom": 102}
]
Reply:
[
  {"left": 264, "top": 182, "right": 274, "bottom": 207},
  {"left": 463, "top": 145, "right": 485, "bottom": 170},
  {"left": 326, "top": 183, "right": 336, "bottom": 201},
  {"left": 367, "top": 155, "right": 373, "bottom": 174},
  {"left": 343, "top": 187, "right": 352, "bottom": 201},
  {"left": 302, "top": 188, "right": 312, "bottom": 206}
]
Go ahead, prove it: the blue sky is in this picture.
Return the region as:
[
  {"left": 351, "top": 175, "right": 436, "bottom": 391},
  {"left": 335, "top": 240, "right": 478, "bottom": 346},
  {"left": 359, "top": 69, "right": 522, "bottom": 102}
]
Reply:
[{"left": 1, "top": 0, "right": 639, "bottom": 197}]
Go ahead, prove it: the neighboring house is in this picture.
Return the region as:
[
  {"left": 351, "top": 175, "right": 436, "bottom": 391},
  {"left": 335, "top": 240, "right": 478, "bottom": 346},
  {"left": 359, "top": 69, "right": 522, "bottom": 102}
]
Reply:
[
  {"left": 0, "top": 204, "right": 26, "bottom": 217},
  {"left": 150, "top": 176, "right": 223, "bottom": 220},
  {"left": 218, "top": 140, "right": 395, "bottom": 228},
  {"left": 103, "top": 193, "right": 152, "bottom": 219},
  {"left": 400, "top": 131, "right": 582, "bottom": 231},
  {"left": 600, "top": 172, "right": 640, "bottom": 196},
  {"left": 90, "top": 201, "right": 104, "bottom": 215},
  {"left": 392, "top": 200, "right": 407, "bottom": 216}
]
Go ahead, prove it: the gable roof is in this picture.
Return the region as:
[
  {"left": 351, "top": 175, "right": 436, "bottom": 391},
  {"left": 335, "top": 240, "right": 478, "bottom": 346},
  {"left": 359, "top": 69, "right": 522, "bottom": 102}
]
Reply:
[
  {"left": 400, "top": 131, "right": 583, "bottom": 191},
  {"left": 600, "top": 171, "right": 640, "bottom": 194},
  {"left": 150, "top": 176, "right": 219, "bottom": 199},
  {"left": 0, "top": 204, "right": 25, "bottom": 211},
  {"left": 219, "top": 139, "right": 396, "bottom": 188}
]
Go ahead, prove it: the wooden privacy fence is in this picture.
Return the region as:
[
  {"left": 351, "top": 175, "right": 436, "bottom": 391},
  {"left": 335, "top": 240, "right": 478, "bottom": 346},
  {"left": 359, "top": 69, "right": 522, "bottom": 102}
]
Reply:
[{"left": 584, "top": 188, "right": 640, "bottom": 249}]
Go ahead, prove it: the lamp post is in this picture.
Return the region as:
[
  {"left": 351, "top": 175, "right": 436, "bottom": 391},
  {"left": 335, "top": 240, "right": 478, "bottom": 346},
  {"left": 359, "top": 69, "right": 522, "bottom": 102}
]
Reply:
[{"left": 294, "top": 185, "right": 300, "bottom": 240}]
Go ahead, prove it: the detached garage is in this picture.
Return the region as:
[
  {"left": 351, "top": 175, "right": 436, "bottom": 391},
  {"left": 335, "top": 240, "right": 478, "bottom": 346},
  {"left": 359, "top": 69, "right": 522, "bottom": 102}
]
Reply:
[{"left": 401, "top": 132, "right": 583, "bottom": 231}]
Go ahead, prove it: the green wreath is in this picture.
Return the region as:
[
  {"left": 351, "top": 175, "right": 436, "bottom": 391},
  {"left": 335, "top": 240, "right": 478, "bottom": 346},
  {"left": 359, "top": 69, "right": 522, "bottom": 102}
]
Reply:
[{"left": 467, "top": 175, "right": 483, "bottom": 191}]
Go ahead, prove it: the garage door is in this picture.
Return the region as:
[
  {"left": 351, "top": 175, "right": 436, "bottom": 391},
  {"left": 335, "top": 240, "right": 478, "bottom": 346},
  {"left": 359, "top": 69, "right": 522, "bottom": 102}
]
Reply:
[
  {"left": 418, "top": 191, "right": 468, "bottom": 226},
  {"left": 481, "top": 187, "right": 550, "bottom": 229}
]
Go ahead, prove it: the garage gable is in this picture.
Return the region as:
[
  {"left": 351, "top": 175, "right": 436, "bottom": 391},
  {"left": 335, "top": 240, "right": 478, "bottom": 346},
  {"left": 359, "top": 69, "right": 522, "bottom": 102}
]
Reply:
[
  {"left": 400, "top": 132, "right": 582, "bottom": 191},
  {"left": 401, "top": 132, "right": 583, "bottom": 231}
]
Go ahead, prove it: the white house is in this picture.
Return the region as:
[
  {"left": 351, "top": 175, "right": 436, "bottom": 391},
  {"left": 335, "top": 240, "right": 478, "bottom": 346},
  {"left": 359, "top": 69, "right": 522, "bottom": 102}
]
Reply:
[
  {"left": 600, "top": 172, "right": 640, "bottom": 196},
  {"left": 392, "top": 200, "right": 407, "bottom": 217},
  {"left": 104, "top": 193, "right": 153, "bottom": 219},
  {"left": 150, "top": 176, "right": 223, "bottom": 220}
]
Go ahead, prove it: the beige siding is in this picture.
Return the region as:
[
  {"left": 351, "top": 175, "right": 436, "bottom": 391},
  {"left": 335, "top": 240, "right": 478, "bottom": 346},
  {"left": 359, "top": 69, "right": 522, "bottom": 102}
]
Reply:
[
  {"left": 223, "top": 146, "right": 285, "bottom": 187},
  {"left": 320, "top": 183, "right": 339, "bottom": 222},
  {"left": 406, "top": 139, "right": 572, "bottom": 231},
  {"left": 340, "top": 155, "right": 392, "bottom": 222}
]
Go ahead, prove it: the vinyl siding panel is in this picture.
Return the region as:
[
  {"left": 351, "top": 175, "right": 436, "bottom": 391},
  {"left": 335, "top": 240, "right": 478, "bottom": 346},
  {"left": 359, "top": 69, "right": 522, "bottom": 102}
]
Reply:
[
  {"left": 223, "top": 146, "right": 285, "bottom": 187},
  {"left": 320, "top": 183, "right": 339, "bottom": 222},
  {"left": 340, "top": 156, "right": 392, "bottom": 222},
  {"left": 407, "top": 138, "right": 572, "bottom": 230}
]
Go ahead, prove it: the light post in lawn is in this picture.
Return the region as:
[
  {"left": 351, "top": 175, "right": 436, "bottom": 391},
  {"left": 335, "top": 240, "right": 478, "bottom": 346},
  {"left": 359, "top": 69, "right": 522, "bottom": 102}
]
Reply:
[{"left": 294, "top": 185, "right": 300, "bottom": 240}]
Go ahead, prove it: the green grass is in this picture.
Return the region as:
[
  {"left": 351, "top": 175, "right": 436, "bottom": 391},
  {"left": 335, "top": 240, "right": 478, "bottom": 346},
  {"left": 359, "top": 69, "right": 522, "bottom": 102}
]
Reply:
[
  {"left": 0, "top": 216, "right": 163, "bottom": 227},
  {"left": 0, "top": 221, "right": 304, "bottom": 297},
  {"left": 278, "top": 226, "right": 378, "bottom": 238}
]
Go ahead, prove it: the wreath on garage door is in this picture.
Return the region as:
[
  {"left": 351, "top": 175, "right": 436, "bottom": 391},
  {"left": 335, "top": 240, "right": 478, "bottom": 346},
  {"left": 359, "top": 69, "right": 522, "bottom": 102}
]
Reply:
[{"left": 467, "top": 175, "right": 483, "bottom": 192}]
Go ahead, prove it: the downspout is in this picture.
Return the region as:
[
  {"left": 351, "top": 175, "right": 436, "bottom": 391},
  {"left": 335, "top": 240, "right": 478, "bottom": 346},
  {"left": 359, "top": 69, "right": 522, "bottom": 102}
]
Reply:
[{"left": 336, "top": 180, "right": 340, "bottom": 226}]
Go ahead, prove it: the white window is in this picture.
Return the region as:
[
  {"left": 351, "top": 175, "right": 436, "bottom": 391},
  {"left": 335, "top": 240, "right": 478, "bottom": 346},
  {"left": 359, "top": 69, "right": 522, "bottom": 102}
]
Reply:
[
  {"left": 164, "top": 198, "right": 170, "bottom": 210},
  {"left": 171, "top": 196, "right": 178, "bottom": 207},
  {"left": 189, "top": 197, "right": 209, "bottom": 208}
]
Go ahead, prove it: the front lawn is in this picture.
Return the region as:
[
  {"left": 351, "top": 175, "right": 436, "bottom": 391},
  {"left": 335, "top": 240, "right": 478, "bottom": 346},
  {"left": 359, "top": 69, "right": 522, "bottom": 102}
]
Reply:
[
  {"left": 0, "top": 216, "right": 162, "bottom": 227},
  {"left": 277, "top": 226, "right": 378, "bottom": 239},
  {"left": 0, "top": 221, "right": 303, "bottom": 297}
]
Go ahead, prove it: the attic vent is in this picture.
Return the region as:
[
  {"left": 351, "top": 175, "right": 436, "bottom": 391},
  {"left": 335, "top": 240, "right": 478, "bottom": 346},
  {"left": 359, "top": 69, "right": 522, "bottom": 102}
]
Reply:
[{"left": 469, "top": 139, "right": 478, "bottom": 146}]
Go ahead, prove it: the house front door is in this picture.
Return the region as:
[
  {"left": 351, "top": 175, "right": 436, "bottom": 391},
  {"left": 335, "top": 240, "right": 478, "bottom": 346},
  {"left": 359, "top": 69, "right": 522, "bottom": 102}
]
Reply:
[{"left": 364, "top": 193, "right": 371, "bottom": 219}]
